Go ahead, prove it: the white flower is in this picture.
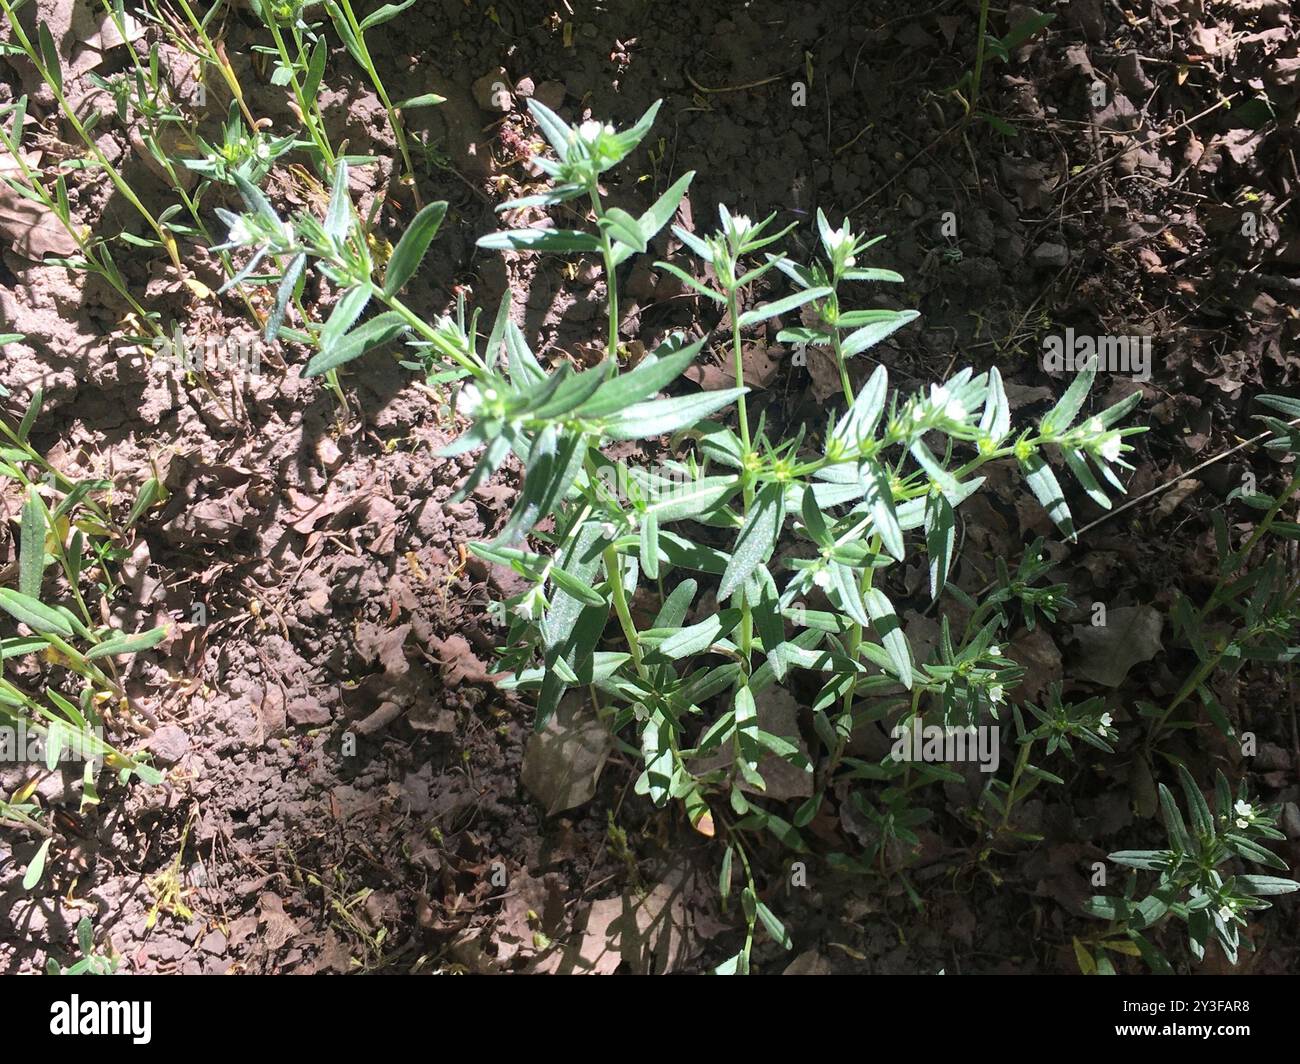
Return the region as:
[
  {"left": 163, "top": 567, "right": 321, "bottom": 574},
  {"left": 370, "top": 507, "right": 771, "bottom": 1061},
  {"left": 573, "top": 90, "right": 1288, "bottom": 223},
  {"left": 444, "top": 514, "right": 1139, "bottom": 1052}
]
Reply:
[
  {"left": 457, "top": 382, "right": 482, "bottom": 417},
  {"left": 227, "top": 215, "right": 254, "bottom": 245},
  {"left": 1099, "top": 432, "right": 1123, "bottom": 462},
  {"left": 513, "top": 585, "right": 547, "bottom": 621},
  {"left": 1217, "top": 904, "right": 1234, "bottom": 922},
  {"left": 826, "top": 225, "right": 856, "bottom": 266},
  {"left": 728, "top": 213, "right": 753, "bottom": 242},
  {"left": 989, "top": 685, "right": 1004, "bottom": 704},
  {"left": 930, "top": 384, "right": 966, "bottom": 422},
  {"left": 576, "top": 120, "right": 612, "bottom": 143},
  {"left": 1098, "top": 712, "right": 1113, "bottom": 734},
  {"left": 1234, "top": 799, "right": 1253, "bottom": 817},
  {"left": 988, "top": 645, "right": 1001, "bottom": 657},
  {"left": 1086, "top": 417, "right": 1104, "bottom": 435},
  {"left": 812, "top": 567, "right": 831, "bottom": 590}
]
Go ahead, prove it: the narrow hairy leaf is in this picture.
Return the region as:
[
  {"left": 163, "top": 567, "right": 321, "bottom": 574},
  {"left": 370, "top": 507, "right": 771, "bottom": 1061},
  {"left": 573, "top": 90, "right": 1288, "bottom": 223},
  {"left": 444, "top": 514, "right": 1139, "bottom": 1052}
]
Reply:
[
  {"left": 19, "top": 487, "right": 45, "bottom": 598},
  {"left": 384, "top": 201, "right": 448, "bottom": 294},
  {"left": 863, "top": 587, "right": 912, "bottom": 688},
  {"left": 718, "top": 482, "right": 785, "bottom": 601},
  {"left": 603, "top": 388, "right": 746, "bottom": 441}
]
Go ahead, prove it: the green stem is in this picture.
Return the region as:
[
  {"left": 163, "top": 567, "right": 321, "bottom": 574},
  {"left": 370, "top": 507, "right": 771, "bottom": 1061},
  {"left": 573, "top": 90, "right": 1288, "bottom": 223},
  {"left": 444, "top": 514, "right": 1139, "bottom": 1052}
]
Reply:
[
  {"left": 1146, "top": 467, "right": 1300, "bottom": 749},
  {"left": 588, "top": 186, "right": 620, "bottom": 365},
  {"left": 335, "top": 0, "right": 420, "bottom": 204},
  {"left": 0, "top": 0, "right": 177, "bottom": 267},
  {"left": 263, "top": 15, "right": 337, "bottom": 171},
  {"left": 603, "top": 545, "right": 646, "bottom": 678}
]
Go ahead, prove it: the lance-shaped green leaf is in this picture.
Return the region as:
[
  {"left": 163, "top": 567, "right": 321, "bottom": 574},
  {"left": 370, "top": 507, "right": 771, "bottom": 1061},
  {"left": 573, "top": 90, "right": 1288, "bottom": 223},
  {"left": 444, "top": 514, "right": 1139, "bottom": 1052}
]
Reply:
[
  {"left": 610, "top": 171, "right": 694, "bottom": 266},
  {"left": 654, "top": 530, "right": 729, "bottom": 574},
  {"left": 266, "top": 252, "right": 306, "bottom": 342},
  {"left": 737, "top": 287, "right": 832, "bottom": 328},
  {"left": 1235, "top": 875, "right": 1300, "bottom": 896},
  {"left": 17, "top": 385, "right": 42, "bottom": 443},
  {"left": 360, "top": 0, "right": 417, "bottom": 29},
  {"left": 541, "top": 521, "right": 606, "bottom": 652},
  {"left": 831, "top": 364, "right": 888, "bottom": 450},
  {"left": 86, "top": 624, "right": 170, "bottom": 659},
  {"left": 37, "top": 22, "right": 61, "bottom": 94},
  {"left": 303, "top": 312, "right": 407, "bottom": 377},
  {"left": 840, "top": 310, "right": 918, "bottom": 358},
  {"left": 1062, "top": 449, "right": 1110, "bottom": 509},
  {"left": 576, "top": 335, "right": 704, "bottom": 418},
  {"left": 642, "top": 475, "right": 737, "bottom": 524},
  {"left": 863, "top": 587, "right": 912, "bottom": 688},
  {"left": 1176, "top": 765, "right": 1214, "bottom": 838},
  {"left": 637, "top": 708, "right": 674, "bottom": 805},
  {"left": 525, "top": 98, "right": 575, "bottom": 161},
  {"left": 22, "top": 836, "right": 50, "bottom": 890},
  {"left": 923, "top": 490, "right": 955, "bottom": 601},
  {"left": 864, "top": 462, "right": 904, "bottom": 561},
  {"left": 384, "top": 200, "right": 448, "bottom": 294},
  {"left": 477, "top": 229, "right": 601, "bottom": 253},
  {"left": 303, "top": 38, "right": 328, "bottom": 101},
  {"left": 654, "top": 579, "right": 697, "bottom": 629},
  {"left": 495, "top": 425, "right": 587, "bottom": 543},
  {"left": 1158, "top": 782, "right": 1190, "bottom": 853},
  {"left": 752, "top": 567, "right": 787, "bottom": 681},
  {"left": 639, "top": 512, "right": 660, "bottom": 580},
  {"left": 548, "top": 564, "right": 606, "bottom": 607},
  {"left": 527, "top": 364, "right": 606, "bottom": 419},
  {"left": 503, "top": 321, "right": 546, "bottom": 386},
  {"left": 19, "top": 487, "right": 45, "bottom": 598},
  {"left": 603, "top": 388, "right": 746, "bottom": 441},
  {"left": 653, "top": 259, "right": 725, "bottom": 302},
  {"left": 324, "top": 159, "right": 352, "bottom": 241},
  {"left": 648, "top": 609, "right": 741, "bottom": 661},
  {"left": 718, "top": 481, "right": 785, "bottom": 601},
  {"left": 829, "top": 561, "right": 869, "bottom": 626},
  {"left": 1020, "top": 452, "right": 1076, "bottom": 541},
  {"left": 1041, "top": 356, "right": 1096, "bottom": 436},
  {"left": 979, "top": 365, "right": 1011, "bottom": 442},
  {"left": 599, "top": 207, "right": 646, "bottom": 253},
  {"left": 0, "top": 587, "right": 74, "bottom": 637},
  {"left": 318, "top": 285, "right": 372, "bottom": 354}
]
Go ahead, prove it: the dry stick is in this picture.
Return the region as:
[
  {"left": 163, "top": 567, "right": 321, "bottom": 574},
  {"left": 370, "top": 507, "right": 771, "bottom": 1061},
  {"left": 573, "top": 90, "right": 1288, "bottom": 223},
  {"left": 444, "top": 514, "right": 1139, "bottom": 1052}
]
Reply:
[{"left": 1056, "top": 92, "right": 1239, "bottom": 195}]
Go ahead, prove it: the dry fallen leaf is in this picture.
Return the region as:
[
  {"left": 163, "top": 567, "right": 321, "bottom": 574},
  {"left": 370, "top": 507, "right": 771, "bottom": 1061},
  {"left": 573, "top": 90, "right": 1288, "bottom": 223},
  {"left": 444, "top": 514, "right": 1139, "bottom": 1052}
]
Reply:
[
  {"left": 0, "top": 153, "right": 79, "bottom": 261},
  {"left": 1071, "top": 605, "right": 1163, "bottom": 687},
  {"left": 521, "top": 692, "right": 612, "bottom": 814}
]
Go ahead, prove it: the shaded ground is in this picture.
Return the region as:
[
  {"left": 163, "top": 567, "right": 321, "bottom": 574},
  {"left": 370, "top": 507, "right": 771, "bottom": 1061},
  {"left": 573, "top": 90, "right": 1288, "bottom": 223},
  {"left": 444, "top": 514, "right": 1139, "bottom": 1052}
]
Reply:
[{"left": 1, "top": 0, "right": 1298, "bottom": 973}]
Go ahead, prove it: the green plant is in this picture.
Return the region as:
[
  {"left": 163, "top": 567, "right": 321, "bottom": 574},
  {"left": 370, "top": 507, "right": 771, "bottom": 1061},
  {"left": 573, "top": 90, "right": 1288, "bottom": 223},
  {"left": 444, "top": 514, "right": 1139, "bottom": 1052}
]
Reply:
[
  {"left": 318, "top": 0, "right": 444, "bottom": 202},
  {"left": 1, "top": 383, "right": 168, "bottom": 889},
  {"left": 222, "top": 98, "right": 1141, "bottom": 969},
  {"left": 46, "top": 916, "right": 120, "bottom": 975},
  {"left": 949, "top": 3, "right": 1056, "bottom": 136},
  {"left": 1148, "top": 394, "right": 1300, "bottom": 751},
  {"left": 1081, "top": 765, "right": 1297, "bottom": 973},
  {"left": 171, "top": 90, "right": 1292, "bottom": 974}
]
